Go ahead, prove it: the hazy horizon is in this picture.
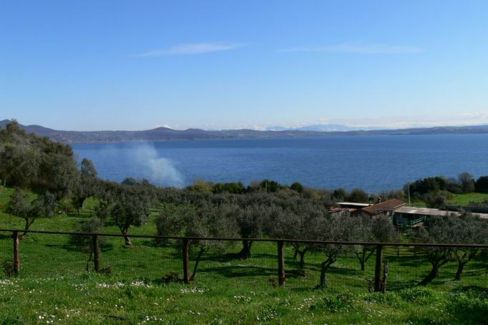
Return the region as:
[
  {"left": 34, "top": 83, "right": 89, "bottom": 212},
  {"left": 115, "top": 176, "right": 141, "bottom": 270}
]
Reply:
[{"left": 3, "top": 117, "right": 488, "bottom": 132}]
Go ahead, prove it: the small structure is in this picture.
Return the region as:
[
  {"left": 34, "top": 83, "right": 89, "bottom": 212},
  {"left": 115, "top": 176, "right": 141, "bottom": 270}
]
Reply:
[
  {"left": 361, "top": 199, "right": 405, "bottom": 217},
  {"left": 393, "top": 206, "right": 488, "bottom": 228},
  {"left": 331, "top": 202, "right": 371, "bottom": 216},
  {"left": 331, "top": 199, "right": 488, "bottom": 228},
  {"left": 332, "top": 200, "right": 406, "bottom": 218},
  {"left": 336, "top": 202, "right": 371, "bottom": 209}
]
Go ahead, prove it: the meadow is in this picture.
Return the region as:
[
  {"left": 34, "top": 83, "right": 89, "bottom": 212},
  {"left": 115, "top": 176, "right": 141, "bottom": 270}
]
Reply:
[
  {"left": 1, "top": 187, "right": 488, "bottom": 324},
  {"left": 447, "top": 192, "right": 488, "bottom": 206}
]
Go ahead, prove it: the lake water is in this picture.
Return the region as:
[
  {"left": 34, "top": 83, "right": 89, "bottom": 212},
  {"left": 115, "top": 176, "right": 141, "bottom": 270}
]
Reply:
[{"left": 72, "top": 135, "right": 488, "bottom": 193}]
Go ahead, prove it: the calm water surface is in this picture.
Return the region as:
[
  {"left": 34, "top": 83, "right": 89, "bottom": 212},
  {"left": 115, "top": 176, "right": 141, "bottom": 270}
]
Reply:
[{"left": 72, "top": 135, "right": 488, "bottom": 193}]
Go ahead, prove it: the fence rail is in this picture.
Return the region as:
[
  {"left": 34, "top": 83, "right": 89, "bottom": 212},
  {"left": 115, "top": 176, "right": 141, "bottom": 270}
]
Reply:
[
  {"left": 1, "top": 228, "right": 487, "bottom": 248},
  {"left": 1, "top": 228, "right": 487, "bottom": 293}
]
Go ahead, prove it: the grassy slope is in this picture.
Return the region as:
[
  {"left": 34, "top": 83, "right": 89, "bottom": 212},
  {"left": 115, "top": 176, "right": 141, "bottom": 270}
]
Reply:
[
  {"left": 0, "top": 187, "right": 487, "bottom": 324},
  {"left": 447, "top": 192, "right": 488, "bottom": 206}
]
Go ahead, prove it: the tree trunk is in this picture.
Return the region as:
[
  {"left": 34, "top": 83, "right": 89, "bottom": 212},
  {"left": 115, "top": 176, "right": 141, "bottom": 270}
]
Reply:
[
  {"left": 238, "top": 240, "right": 253, "bottom": 259},
  {"left": 190, "top": 247, "right": 206, "bottom": 281},
  {"left": 298, "top": 250, "right": 306, "bottom": 269},
  {"left": 293, "top": 246, "right": 298, "bottom": 260},
  {"left": 318, "top": 261, "right": 330, "bottom": 289},
  {"left": 123, "top": 232, "right": 132, "bottom": 246},
  {"left": 455, "top": 261, "right": 467, "bottom": 281},
  {"left": 22, "top": 218, "right": 34, "bottom": 237},
  {"left": 356, "top": 248, "right": 373, "bottom": 271},
  {"left": 86, "top": 251, "right": 93, "bottom": 271},
  {"left": 419, "top": 263, "right": 440, "bottom": 285},
  {"left": 23, "top": 219, "right": 30, "bottom": 236}
]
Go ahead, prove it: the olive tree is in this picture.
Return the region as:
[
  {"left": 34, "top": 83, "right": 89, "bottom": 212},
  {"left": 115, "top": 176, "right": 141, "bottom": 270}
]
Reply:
[
  {"left": 155, "top": 203, "right": 239, "bottom": 281},
  {"left": 268, "top": 204, "right": 324, "bottom": 270},
  {"left": 154, "top": 203, "right": 196, "bottom": 245},
  {"left": 458, "top": 172, "right": 475, "bottom": 193},
  {"left": 7, "top": 189, "right": 57, "bottom": 235},
  {"left": 414, "top": 215, "right": 458, "bottom": 285},
  {"left": 315, "top": 214, "right": 356, "bottom": 289},
  {"left": 186, "top": 204, "right": 239, "bottom": 280},
  {"left": 235, "top": 205, "right": 262, "bottom": 259},
  {"left": 451, "top": 214, "right": 488, "bottom": 280},
  {"left": 111, "top": 189, "right": 151, "bottom": 246},
  {"left": 352, "top": 215, "right": 398, "bottom": 271},
  {"left": 71, "top": 159, "right": 99, "bottom": 214}
]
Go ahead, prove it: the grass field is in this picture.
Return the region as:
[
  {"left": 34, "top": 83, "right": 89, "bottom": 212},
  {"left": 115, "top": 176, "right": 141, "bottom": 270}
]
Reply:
[
  {"left": 447, "top": 192, "right": 488, "bottom": 206},
  {"left": 0, "top": 187, "right": 487, "bottom": 324}
]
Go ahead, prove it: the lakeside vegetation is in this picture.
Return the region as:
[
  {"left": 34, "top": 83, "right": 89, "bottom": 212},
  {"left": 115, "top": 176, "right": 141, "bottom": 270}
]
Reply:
[{"left": 1, "top": 120, "right": 488, "bottom": 323}]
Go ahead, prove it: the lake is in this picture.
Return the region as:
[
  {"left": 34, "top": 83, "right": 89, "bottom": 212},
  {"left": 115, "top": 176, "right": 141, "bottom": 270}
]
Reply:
[{"left": 72, "top": 134, "right": 488, "bottom": 193}]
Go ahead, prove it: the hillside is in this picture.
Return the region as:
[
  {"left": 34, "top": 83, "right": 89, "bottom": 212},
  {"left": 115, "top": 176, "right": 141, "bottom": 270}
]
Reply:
[{"left": 2, "top": 119, "right": 488, "bottom": 144}]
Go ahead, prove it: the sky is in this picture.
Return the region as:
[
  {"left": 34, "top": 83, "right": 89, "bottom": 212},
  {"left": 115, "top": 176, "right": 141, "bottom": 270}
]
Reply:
[{"left": 1, "top": 0, "right": 488, "bottom": 131}]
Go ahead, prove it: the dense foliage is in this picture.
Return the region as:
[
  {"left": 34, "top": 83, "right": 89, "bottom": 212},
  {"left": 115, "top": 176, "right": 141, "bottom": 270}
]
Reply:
[{"left": 0, "top": 122, "right": 78, "bottom": 197}]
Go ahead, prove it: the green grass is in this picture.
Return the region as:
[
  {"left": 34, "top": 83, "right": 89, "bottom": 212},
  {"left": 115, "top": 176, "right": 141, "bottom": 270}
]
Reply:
[
  {"left": 0, "top": 187, "right": 487, "bottom": 324},
  {"left": 447, "top": 192, "right": 488, "bottom": 206}
]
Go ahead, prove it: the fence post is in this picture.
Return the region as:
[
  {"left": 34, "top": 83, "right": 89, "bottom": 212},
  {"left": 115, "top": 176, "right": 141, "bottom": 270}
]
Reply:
[
  {"left": 182, "top": 238, "right": 190, "bottom": 284},
  {"left": 277, "top": 240, "right": 285, "bottom": 286},
  {"left": 92, "top": 234, "right": 100, "bottom": 272},
  {"left": 12, "top": 231, "right": 20, "bottom": 275},
  {"left": 374, "top": 244, "right": 383, "bottom": 292}
]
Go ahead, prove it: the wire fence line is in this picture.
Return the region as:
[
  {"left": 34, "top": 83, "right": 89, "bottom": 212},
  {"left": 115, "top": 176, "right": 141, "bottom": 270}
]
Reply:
[{"left": 1, "top": 228, "right": 487, "bottom": 293}]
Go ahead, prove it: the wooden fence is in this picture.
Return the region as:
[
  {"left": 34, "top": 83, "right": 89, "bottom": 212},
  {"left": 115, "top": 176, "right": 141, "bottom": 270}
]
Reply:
[{"left": 1, "top": 228, "right": 487, "bottom": 292}]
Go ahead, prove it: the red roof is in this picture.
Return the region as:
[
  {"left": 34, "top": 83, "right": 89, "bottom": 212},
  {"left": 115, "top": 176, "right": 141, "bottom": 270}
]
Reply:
[{"left": 362, "top": 199, "right": 405, "bottom": 216}]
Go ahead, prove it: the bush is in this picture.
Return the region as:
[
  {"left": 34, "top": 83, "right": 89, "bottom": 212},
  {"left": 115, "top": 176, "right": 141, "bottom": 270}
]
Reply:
[
  {"left": 475, "top": 176, "right": 488, "bottom": 193},
  {"left": 362, "top": 292, "right": 401, "bottom": 307},
  {"left": 423, "top": 191, "right": 450, "bottom": 208},
  {"left": 446, "top": 294, "right": 488, "bottom": 324},
  {"left": 347, "top": 189, "right": 369, "bottom": 203},
  {"left": 408, "top": 177, "right": 448, "bottom": 196},
  {"left": 399, "top": 287, "right": 435, "bottom": 303},
  {"left": 2, "top": 260, "right": 15, "bottom": 277},
  {"left": 212, "top": 182, "right": 246, "bottom": 194},
  {"left": 290, "top": 182, "right": 304, "bottom": 193},
  {"left": 160, "top": 272, "right": 181, "bottom": 283},
  {"left": 310, "top": 292, "right": 356, "bottom": 313}
]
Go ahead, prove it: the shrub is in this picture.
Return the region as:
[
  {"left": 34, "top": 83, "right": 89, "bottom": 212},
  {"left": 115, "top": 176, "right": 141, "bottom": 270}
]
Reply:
[
  {"left": 290, "top": 182, "right": 304, "bottom": 193},
  {"left": 347, "top": 189, "right": 369, "bottom": 203},
  {"left": 475, "top": 176, "right": 488, "bottom": 193},
  {"left": 362, "top": 292, "right": 401, "bottom": 307},
  {"left": 310, "top": 292, "right": 356, "bottom": 313},
  {"left": 399, "top": 287, "right": 435, "bottom": 303},
  {"left": 161, "top": 272, "right": 181, "bottom": 283},
  {"left": 2, "top": 260, "right": 15, "bottom": 277},
  {"left": 446, "top": 294, "right": 488, "bottom": 324}
]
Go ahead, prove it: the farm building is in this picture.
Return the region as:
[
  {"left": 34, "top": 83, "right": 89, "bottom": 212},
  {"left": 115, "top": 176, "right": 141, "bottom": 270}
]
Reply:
[
  {"left": 331, "top": 202, "right": 371, "bottom": 216},
  {"left": 361, "top": 199, "right": 405, "bottom": 217},
  {"left": 331, "top": 199, "right": 405, "bottom": 217},
  {"left": 392, "top": 206, "right": 488, "bottom": 228},
  {"left": 332, "top": 199, "right": 488, "bottom": 229}
]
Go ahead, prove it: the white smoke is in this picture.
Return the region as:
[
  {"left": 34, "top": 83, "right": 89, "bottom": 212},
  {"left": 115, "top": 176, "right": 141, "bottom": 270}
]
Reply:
[{"left": 131, "top": 143, "right": 184, "bottom": 187}]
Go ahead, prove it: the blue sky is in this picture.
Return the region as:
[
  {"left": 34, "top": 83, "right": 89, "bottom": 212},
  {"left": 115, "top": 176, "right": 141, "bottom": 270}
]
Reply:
[{"left": 1, "top": 0, "right": 488, "bottom": 130}]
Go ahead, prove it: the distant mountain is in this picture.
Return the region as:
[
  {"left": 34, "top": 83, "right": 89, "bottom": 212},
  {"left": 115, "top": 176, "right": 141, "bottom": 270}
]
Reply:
[
  {"left": 266, "top": 124, "right": 353, "bottom": 132},
  {"left": 296, "top": 124, "right": 362, "bottom": 132},
  {"left": 2, "top": 119, "right": 488, "bottom": 144},
  {"left": 268, "top": 124, "right": 376, "bottom": 132}
]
